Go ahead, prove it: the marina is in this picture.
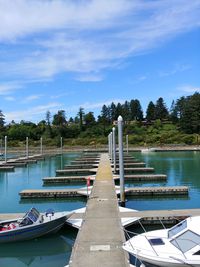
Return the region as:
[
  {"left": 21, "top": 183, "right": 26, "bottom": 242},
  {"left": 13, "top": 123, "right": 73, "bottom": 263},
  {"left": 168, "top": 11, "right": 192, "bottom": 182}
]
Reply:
[{"left": 0, "top": 150, "right": 200, "bottom": 266}]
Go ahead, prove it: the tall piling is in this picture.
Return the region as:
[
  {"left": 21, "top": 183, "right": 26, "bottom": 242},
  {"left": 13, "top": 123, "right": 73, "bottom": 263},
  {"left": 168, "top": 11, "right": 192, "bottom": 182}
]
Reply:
[
  {"left": 118, "top": 116, "right": 125, "bottom": 205},
  {"left": 112, "top": 127, "right": 116, "bottom": 173}
]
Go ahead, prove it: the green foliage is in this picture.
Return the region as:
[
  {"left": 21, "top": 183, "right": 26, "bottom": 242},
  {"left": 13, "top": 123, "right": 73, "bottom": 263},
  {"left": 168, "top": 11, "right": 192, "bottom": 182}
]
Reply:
[{"left": 2, "top": 92, "right": 200, "bottom": 146}]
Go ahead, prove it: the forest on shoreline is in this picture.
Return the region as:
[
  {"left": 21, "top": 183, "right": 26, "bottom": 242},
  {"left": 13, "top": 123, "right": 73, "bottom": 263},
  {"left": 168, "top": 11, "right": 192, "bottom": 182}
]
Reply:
[{"left": 1, "top": 92, "right": 200, "bottom": 147}]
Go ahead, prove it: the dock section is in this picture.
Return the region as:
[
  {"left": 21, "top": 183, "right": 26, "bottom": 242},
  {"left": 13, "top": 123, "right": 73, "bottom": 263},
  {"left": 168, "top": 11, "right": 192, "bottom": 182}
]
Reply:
[{"left": 69, "top": 153, "right": 130, "bottom": 267}]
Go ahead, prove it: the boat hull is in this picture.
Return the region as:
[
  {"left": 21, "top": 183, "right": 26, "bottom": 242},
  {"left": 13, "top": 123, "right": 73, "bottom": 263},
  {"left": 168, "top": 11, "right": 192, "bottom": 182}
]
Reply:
[{"left": 0, "top": 215, "right": 67, "bottom": 243}]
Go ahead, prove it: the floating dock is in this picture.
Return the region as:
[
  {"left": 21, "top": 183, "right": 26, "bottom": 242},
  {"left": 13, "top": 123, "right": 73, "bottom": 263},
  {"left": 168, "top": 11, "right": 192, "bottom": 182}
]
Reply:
[
  {"left": 124, "top": 186, "right": 188, "bottom": 196},
  {"left": 118, "top": 167, "right": 155, "bottom": 173},
  {"left": 69, "top": 154, "right": 130, "bottom": 267},
  {"left": 0, "top": 166, "right": 15, "bottom": 171},
  {"left": 19, "top": 185, "right": 188, "bottom": 199},
  {"left": 64, "top": 164, "right": 98, "bottom": 169},
  {"left": 114, "top": 174, "right": 167, "bottom": 181},
  {"left": 56, "top": 168, "right": 97, "bottom": 175},
  {"left": 43, "top": 175, "right": 95, "bottom": 184}
]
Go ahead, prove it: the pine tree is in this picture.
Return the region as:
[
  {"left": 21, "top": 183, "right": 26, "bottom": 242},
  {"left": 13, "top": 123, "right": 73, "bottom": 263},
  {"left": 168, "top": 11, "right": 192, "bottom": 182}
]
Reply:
[
  {"left": 0, "top": 110, "right": 5, "bottom": 128},
  {"left": 146, "top": 101, "right": 155, "bottom": 121},
  {"left": 155, "top": 97, "right": 169, "bottom": 120}
]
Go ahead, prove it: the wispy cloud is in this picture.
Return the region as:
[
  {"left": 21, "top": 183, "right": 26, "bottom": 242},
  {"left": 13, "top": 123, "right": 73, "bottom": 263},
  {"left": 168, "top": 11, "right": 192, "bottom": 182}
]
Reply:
[
  {"left": 0, "top": 82, "right": 23, "bottom": 95},
  {"left": 177, "top": 85, "right": 200, "bottom": 93},
  {"left": 5, "top": 102, "right": 62, "bottom": 122},
  {"left": 23, "top": 94, "right": 43, "bottom": 102},
  {"left": 0, "top": 0, "right": 199, "bottom": 84},
  {"left": 159, "top": 64, "right": 191, "bottom": 77}
]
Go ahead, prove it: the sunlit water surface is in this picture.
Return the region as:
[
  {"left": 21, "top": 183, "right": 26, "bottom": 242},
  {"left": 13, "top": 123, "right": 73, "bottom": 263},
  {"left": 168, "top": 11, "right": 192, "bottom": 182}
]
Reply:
[{"left": 0, "top": 151, "right": 200, "bottom": 266}]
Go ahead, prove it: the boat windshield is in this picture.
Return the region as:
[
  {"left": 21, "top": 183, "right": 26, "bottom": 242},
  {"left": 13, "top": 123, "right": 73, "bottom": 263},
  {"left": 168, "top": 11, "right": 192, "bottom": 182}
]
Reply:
[
  {"left": 20, "top": 208, "right": 40, "bottom": 226},
  {"left": 168, "top": 220, "right": 187, "bottom": 238},
  {"left": 171, "top": 230, "right": 200, "bottom": 253}
]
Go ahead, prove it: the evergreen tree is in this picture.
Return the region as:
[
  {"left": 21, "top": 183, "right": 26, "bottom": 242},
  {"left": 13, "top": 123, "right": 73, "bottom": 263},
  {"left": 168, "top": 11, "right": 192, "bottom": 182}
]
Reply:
[
  {"left": 98, "top": 105, "right": 110, "bottom": 124},
  {"left": 77, "top": 107, "right": 84, "bottom": 131},
  {"left": 122, "top": 101, "right": 130, "bottom": 121},
  {"left": 110, "top": 102, "right": 117, "bottom": 121},
  {"left": 115, "top": 103, "right": 123, "bottom": 119},
  {"left": 155, "top": 97, "right": 169, "bottom": 120},
  {"left": 180, "top": 93, "right": 200, "bottom": 133},
  {"left": 52, "top": 110, "right": 67, "bottom": 126},
  {"left": 84, "top": 112, "right": 96, "bottom": 127},
  {"left": 146, "top": 101, "right": 155, "bottom": 121},
  {"left": 169, "top": 100, "right": 178, "bottom": 122},
  {"left": 130, "top": 99, "right": 143, "bottom": 121},
  {"left": 0, "top": 110, "right": 5, "bottom": 127}
]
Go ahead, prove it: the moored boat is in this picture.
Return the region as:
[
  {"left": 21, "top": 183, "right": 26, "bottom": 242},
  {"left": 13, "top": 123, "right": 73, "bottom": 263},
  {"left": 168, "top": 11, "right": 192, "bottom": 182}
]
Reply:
[
  {"left": 123, "top": 216, "right": 200, "bottom": 267},
  {"left": 0, "top": 207, "right": 73, "bottom": 243}
]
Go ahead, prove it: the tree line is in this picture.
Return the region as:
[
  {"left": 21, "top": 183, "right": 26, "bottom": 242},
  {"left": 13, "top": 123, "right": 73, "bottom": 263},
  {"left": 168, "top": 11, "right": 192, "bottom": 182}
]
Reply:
[{"left": 0, "top": 92, "right": 200, "bottom": 145}]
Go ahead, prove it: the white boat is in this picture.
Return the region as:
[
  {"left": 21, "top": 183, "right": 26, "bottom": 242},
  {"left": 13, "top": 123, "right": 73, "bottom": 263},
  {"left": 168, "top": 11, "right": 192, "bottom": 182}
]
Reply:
[
  {"left": 123, "top": 216, "right": 200, "bottom": 267},
  {"left": 0, "top": 207, "right": 73, "bottom": 243}
]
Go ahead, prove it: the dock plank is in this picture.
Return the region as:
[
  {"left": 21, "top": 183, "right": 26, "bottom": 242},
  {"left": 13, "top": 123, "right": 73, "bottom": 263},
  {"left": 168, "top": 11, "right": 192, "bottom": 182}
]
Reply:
[{"left": 69, "top": 153, "right": 129, "bottom": 267}]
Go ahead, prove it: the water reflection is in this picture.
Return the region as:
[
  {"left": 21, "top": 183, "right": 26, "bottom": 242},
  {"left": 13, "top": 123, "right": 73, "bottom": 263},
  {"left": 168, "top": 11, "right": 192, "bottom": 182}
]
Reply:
[{"left": 0, "top": 228, "right": 77, "bottom": 267}]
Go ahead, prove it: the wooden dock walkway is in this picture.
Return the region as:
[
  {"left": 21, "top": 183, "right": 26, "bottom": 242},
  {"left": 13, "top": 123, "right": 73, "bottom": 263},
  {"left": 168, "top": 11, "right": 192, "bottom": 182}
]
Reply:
[{"left": 69, "top": 153, "right": 130, "bottom": 267}]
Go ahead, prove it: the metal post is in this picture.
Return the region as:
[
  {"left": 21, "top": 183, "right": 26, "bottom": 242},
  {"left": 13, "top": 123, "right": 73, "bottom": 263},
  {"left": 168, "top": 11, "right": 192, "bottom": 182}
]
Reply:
[
  {"left": 118, "top": 116, "right": 125, "bottom": 205},
  {"left": 126, "top": 134, "right": 129, "bottom": 155},
  {"left": 112, "top": 127, "right": 116, "bottom": 173},
  {"left": 4, "top": 136, "right": 7, "bottom": 163},
  {"left": 40, "top": 137, "right": 43, "bottom": 155},
  {"left": 110, "top": 132, "right": 113, "bottom": 162},
  {"left": 108, "top": 134, "right": 111, "bottom": 157},
  {"left": 26, "top": 137, "right": 29, "bottom": 158}
]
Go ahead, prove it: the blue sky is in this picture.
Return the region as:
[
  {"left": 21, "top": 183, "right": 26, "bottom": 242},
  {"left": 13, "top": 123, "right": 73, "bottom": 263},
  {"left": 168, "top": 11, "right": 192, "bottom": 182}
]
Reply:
[{"left": 0, "top": 0, "right": 200, "bottom": 123}]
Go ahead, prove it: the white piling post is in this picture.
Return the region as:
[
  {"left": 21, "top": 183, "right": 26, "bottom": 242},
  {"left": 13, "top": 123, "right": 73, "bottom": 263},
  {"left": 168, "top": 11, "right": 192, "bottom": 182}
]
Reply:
[
  {"left": 108, "top": 133, "right": 110, "bottom": 156},
  {"left": 126, "top": 134, "right": 129, "bottom": 155},
  {"left": 118, "top": 116, "right": 125, "bottom": 205},
  {"left": 110, "top": 132, "right": 113, "bottom": 162},
  {"left": 4, "top": 136, "right": 7, "bottom": 163},
  {"left": 26, "top": 137, "right": 29, "bottom": 158},
  {"left": 112, "top": 127, "right": 116, "bottom": 173},
  {"left": 40, "top": 137, "right": 43, "bottom": 155}
]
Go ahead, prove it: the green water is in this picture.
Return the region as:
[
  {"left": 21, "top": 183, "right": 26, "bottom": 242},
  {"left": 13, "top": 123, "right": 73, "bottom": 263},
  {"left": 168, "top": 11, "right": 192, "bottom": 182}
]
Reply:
[
  {"left": 1, "top": 151, "right": 200, "bottom": 266},
  {"left": 126, "top": 151, "right": 200, "bottom": 211},
  {"left": 0, "top": 152, "right": 86, "bottom": 267}
]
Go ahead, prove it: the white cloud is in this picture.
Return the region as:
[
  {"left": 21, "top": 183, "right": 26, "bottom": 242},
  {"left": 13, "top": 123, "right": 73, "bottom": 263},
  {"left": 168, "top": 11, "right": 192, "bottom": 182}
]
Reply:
[
  {"left": 177, "top": 85, "right": 200, "bottom": 93},
  {"left": 0, "top": 0, "right": 199, "bottom": 83},
  {"left": 23, "top": 94, "right": 43, "bottom": 102},
  {"left": 5, "top": 102, "right": 62, "bottom": 122},
  {"left": 0, "top": 82, "right": 23, "bottom": 95}
]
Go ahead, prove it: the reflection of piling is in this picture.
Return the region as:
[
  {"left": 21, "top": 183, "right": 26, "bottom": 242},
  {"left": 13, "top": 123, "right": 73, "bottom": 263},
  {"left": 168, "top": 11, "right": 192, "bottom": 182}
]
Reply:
[
  {"left": 118, "top": 116, "right": 125, "bottom": 206},
  {"left": 26, "top": 137, "right": 29, "bottom": 159},
  {"left": 40, "top": 137, "right": 43, "bottom": 155},
  {"left": 4, "top": 136, "right": 7, "bottom": 163}
]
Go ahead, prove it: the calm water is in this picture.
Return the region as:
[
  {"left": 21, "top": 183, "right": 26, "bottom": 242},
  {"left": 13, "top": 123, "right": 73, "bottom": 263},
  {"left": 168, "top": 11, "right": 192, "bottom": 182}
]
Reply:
[
  {"left": 1, "top": 151, "right": 200, "bottom": 266},
  {"left": 126, "top": 151, "right": 200, "bottom": 211}
]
